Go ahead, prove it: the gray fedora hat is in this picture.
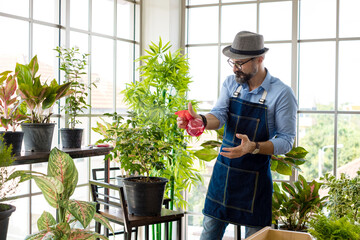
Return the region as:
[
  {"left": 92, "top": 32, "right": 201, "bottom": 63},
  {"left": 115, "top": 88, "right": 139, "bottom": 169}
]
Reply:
[{"left": 223, "top": 31, "right": 269, "bottom": 60}]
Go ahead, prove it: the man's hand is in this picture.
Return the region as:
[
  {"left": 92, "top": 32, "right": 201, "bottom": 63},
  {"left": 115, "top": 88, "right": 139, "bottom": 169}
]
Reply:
[
  {"left": 176, "top": 102, "right": 200, "bottom": 129},
  {"left": 220, "top": 134, "right": 255, "bottom": 159}
]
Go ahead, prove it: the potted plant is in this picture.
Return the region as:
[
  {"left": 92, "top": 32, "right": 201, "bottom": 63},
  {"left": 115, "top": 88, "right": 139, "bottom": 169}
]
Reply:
[
  {"left": 0, "top": 134, "right": 19, "bottom": 240},
  {"left": 55, "top": 46, "right": 96, "bottom": 148},
  {"left": 8, "top": 147, "right": 113, "bottom": 239},
  {"left": 105, "top": 111, "right": 172, "bottom": 216},
  {"left": 0, "top": 71, "right": 27, "bottom": 153},
  {"left": 15, "top": 55, "right": 71, "bottom": 152},
  {"left": 272, "top": 174, "right": 328, "bottom": 231},
  {"left": 121, "top": 39, "right": 203, "bottom": 214},
  {"left": 195, "top": 126, "right": 309, "bottom": 176}
]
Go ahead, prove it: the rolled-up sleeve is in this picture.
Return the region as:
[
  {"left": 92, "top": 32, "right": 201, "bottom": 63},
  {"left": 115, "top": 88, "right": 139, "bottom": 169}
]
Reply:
[{"left": 269, "top": 87, "right": 297, "bottom": 155}]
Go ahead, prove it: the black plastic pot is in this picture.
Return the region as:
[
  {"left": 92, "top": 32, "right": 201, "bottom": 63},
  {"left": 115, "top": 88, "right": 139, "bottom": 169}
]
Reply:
[
  {"left": 21, "top": 123, "right": 55, "bottom": 152},
  {"left": 123, "top": 176, "right": 168, "bottom": 216},
  {"left": 60, "top": 128, "right": 83, "bottom": 149},
  {"left": 0, "top": 131, "right": 24, "bottom": 154},
  {"left": 0, "top": 204, "right": 16, "bottom": 240}
]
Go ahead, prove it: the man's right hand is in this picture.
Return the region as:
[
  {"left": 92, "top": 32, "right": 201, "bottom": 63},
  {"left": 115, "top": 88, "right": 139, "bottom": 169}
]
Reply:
[{"left": 176, "top": 102, "right": 200, "bottom": 129}]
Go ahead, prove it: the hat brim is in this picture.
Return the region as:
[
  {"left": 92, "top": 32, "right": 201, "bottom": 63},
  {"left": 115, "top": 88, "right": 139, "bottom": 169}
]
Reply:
[{"left": 222, "top": 46, "right": 269, "bottom": 60}]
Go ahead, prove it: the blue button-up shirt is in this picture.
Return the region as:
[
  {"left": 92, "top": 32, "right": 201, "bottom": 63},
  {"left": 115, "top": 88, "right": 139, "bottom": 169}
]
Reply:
[{"left": 209, "top": 70, "right": 297, "bottom": 155}]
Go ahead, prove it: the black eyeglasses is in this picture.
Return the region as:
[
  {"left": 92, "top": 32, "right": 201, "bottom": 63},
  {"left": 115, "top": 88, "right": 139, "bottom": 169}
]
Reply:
[{"left": 227, "top": 58, "right": 255, "bottom": 69}]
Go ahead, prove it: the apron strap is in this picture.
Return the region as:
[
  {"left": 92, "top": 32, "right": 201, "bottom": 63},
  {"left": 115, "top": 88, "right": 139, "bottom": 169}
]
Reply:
[{"left": 233, "top": 85, "right": 268, "bottom": 104}]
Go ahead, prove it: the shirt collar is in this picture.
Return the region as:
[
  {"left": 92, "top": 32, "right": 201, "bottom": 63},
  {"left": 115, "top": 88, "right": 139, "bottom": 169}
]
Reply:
[{"left": 241, "top": 68, "right": 271, "bottom": 94}]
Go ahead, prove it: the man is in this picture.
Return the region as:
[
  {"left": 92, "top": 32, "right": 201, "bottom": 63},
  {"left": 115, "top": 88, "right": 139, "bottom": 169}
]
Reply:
[{"left": 177, "top": 31, "right": 297, "bottom": 239}]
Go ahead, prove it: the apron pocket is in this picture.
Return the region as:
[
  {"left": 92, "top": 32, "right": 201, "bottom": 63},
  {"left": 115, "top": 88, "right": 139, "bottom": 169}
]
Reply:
[
  {"left": 224, "top": 113, "right": 260, "bottom": 146},
  {"left": 206, "top": 161, "right": 228, "bottom": 204},
  {"left": 225, "top": 167, "right": 259, "bottom": 213}
]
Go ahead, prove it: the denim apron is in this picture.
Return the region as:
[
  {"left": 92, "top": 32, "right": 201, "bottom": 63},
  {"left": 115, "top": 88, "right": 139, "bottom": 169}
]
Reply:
[{"left": 203, "top": 85, "right": 272, "bottom": 227}]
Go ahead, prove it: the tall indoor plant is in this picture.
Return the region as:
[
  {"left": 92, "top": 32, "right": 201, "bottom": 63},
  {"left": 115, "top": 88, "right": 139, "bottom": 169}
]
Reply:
[
  {"left": 0, "top": 134, "right": 19, "bottom": 240},
  {"left": 8, "top": 147, "right": 113, "bottom": 239},
  {"left": 16, "top": 55, "right": 71, "bottom": 152},
  {"left": 55, "top": 46, "right": 96, "bottom": 148},
  {"left": 0, "top": 71, "right": 27, "bottom": 153},
  {"left": 121, "top": 39, "right": 202, "bottom": 212}
]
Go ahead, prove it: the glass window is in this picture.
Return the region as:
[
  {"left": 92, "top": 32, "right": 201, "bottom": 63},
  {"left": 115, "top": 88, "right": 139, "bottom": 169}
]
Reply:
[
  {"left": 187, "top": 6, "right": 218, "bottom": 44},
  {"left": 299, "top": 0, "right": 336, "bottom": 39},
  {"left": 221, "top": 4, "right": 257, "bottom": 43},
  {"left": 6, "top": 197, "right": 30, "bottom": 239},
  {"left": 298, "top": 41, "right": 335, "bottom": 111},
  {"left": 339, "top": 0, "right": 360, "bottom": 38},
  {"left": 70, "top": 0, "right": 89, "bottom": 30},
  {"left": 92, "top": 0, "right": 114, "bottom": 36},
  {"left": 0, "top": 0, "right": 29, "bottom": 17},
  {"left": 259, "top": 1, "right": 292, "bottom": 41},
  {"left": 338, "top": 40, "right": 360, "bottom": 111},
  {"left": 117, "top": 0, "right": 135, "bottom": 39},
  {"left": 33, "top": 0, "right": 59, "bottom": 24}
]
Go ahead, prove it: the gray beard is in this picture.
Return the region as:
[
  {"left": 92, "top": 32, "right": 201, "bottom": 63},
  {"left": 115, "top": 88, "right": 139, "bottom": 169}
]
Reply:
[{"left": 235, "top": 71, "right": 252, "bottom": 84}]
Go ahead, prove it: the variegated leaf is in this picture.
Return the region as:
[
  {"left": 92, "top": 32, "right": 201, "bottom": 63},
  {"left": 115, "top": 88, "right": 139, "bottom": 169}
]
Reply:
[
  {"left": 69, "top": 229, "right": 108, "bottom": 240},
  {"left": 61, "top": 200, "right": 96, "bottom": 228},
  {"left": 25, "top": 230, "right": 56, "bottom": 240},
  {"left": 7, "top": 170, "right": 46, "bottom": 183},
  {"left": 37, "top": 211, "right": 56, "bottom": 231},
  {"left": 48, "top": 147, "right": 78, "bottom": 200},
  {"left": 33, "top": 176, "right": 64, "bottom": 208},
  {"left": 94, "top": 212, "right": 114, "bottom": 234}
]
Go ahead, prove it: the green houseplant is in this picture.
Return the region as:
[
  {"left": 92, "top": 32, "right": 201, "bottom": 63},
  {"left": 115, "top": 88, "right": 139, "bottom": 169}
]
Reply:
[
  {"left": 121, "top": 39, "right": 202, "bottom": 213},
  {"left": 8, "top": 147, "right": 112, "bottom": 239},
  {"left": 0, "top": 134, "right": 19, "bottom": 240},
  {"left": 0, "top": 71, "right": 27, "bottom": 153},
  {"left": 55, "top": 46, "right": 96, "bottom": 148},
  {"left": 272, "top": 174, "right": 328, "bottom": 231},
  {"left": 15, "top": 55, "right": 71, "bottom": 152}
]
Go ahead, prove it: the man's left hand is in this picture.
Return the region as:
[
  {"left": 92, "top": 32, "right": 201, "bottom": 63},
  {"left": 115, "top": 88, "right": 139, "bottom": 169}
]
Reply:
[{"left": 220, "top": 134, "right": 255, "bottom": 159}]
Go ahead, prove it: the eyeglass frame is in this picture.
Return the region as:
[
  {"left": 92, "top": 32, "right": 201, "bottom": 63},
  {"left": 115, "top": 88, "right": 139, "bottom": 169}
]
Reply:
[{"left": 227, "top": 57, "right": 255, "bottom": 69}]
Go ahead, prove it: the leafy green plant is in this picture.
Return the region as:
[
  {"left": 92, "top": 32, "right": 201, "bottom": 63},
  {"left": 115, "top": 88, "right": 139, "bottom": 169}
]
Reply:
[
  {"left": 8, "top": 147, "right": 113, "bottom": 239},
  {"left": 0, "top": 134, "right": 18, "bottom": 209},
  {"left": 321, "top": 171, "right": 360, "bottom": 222},
  {"left": 55, "top": 46, "right": 96, "bottom": 129},
  {"left": 121, "top": 39, "right": 202, "bottom": 208},
  {"left": 195, "top": 126, "right": 308, "bottom": 176},
  {"left": 272, "top": 174, "right": 327, "bottom": 231},
  {"left": 15, "top": 55, "right": 72, "bottom": 123},
  {"left": 0, "top": 71, "right": 27, "bottom": 131},
  {"left": 308, "top": 214, "right": 360, "bottom": 240}
]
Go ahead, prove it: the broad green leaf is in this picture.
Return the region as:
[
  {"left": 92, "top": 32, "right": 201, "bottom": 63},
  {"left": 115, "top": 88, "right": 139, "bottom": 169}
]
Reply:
[
  {"left": 93, "top": 213, "right": 114, "bottom": 234},
  {"left": 200, "top": 140, "right": 222, "bottom": 148},
  {"left": 34, "top": 176, "right": 64, "bottom": 208},
  {"left": 194, "top": 148, "right": 218, "bottom": 161},
  {"left": 285, "top": 146, "right": 308, "bottom": 159},
  {"left": 61, "top": 200, "right": 96, "bottom": 228},
  {"left": 38, "top": 211, "right": 56, "bottom": 231},
  {"left": 69, "top": 230, "right": 108, "bottom": 240},
  {"left": 274, "top": 161, "right": 292, "bottom": 176},
  {"left": 48, "top": 147, "right": 78, "bottom": 200}
]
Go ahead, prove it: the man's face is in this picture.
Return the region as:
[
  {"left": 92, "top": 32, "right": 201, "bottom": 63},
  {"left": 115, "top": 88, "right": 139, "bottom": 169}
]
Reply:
[{"left": 233, "top": 58, "right": 257, "bottom": 84}]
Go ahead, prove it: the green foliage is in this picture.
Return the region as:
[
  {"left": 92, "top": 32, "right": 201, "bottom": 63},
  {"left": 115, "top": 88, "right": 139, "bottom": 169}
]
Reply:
[
  {"left": 272, "top": 174, "right": 328, "bottom": 231},
  {"left": 0, "top": 71, "right": 27, "bottom": 131},
  {"left": 15, "top": 55, "right": 72, "bottom": 123},
  {"left": 308, "top": 214, "right": 360, "bottom": 240},
  {"left": 8, "top": 147, "right": 112, "bottom": 239},
  {"left": 195, "top": 126, "right": 308, "bottom": 176},
  {"left": 0, "top": 134, "right": 18, "bottom": 203},
  {"left": 55, "top": 46, "right": 96, "bottom": 129},
  {"left": 321, "top": 171, "right": 360, "bottom": 222},
  {"left": 120, "top": 38, "right": 202, "bottom": 208}
]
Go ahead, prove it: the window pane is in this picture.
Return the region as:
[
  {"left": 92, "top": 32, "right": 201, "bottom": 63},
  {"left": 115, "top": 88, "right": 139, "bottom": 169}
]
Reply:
[
  {"left": 116, "top": 41, "right": 134, "bottom": 112},
  {"left": 264, "top": 43, "right": 291, "bottom": 87},
  {"left": 0, "top": 0, "right": 29, "bottom": 17},
  {"left": 338, "top": 41, "right": 360, "bottom": 111},
  {"left": 222, "top": 0, "right": 254, "bottom": 3},
  {"left": 117, "top": 0, "right": 134, "bottom": 39},
  {"left": 33, "top": 0, "right": 59, "bottom": 24},
  {"left": 91, "top": 36, "right": 114, "bottom": 114},
  {"left": 6, "top": 197, "right": 30, "bottom": 239},
  {"left": 299, "top": 0, "right": 336, "bottom": 39},
  {"left": 0, "top": 17, "right": 29, "bottom": 72},
  {"left": 187, "top": 0, "right": 218, "bottom": 5},
  {"left": 221, "top": 4, "right": 257, "bottom": 43},
  {"left": 187, "top": 46, "right": 218, "bottom": 109},
  {"left": 298, "top": 113, "right": 334, "bottom": 179},
  {"left": 187, "top": 6, "right": 218, "bottom": 44},
  {"left": 298, "top": 42, "right": 335, "bottom": 110},
  {"left": 339, "top": 0, "right": 360, "bottom": 38},
  {"left": 32, "top": 194, "right": 57, "bottom": 233},
  {"left": 70, "top": 0, "right": 89, "bottom": 30},
  {"left": 337, "top": 115, "right": 360, "bottom": 177},
  {"left": 92, "top": 0, "right": 114, "bottom": 36},
  {"left": 259, "top": 1, "right": 292, "bottom": 41}
]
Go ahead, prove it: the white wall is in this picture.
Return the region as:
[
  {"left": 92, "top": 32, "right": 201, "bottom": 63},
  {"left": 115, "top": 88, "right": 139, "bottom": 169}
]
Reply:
[{"left": 141, "top": 0, "right": 183, "bottom": 53}]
